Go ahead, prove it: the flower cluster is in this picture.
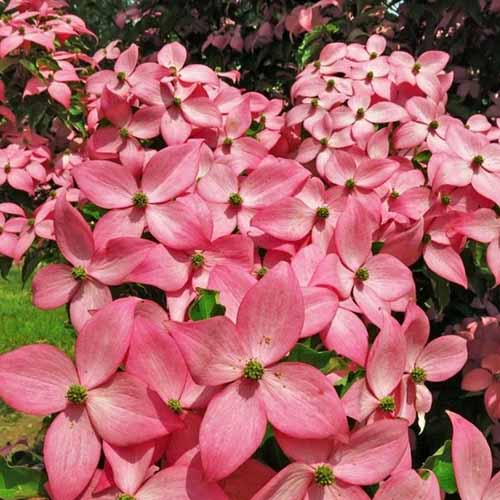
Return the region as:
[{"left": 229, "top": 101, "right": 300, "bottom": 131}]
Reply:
[{"left": 0, "top": 1, "right": 499, "bottom": 499}]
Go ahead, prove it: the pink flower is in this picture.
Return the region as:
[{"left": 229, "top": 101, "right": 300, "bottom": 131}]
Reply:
[
  {"left": 448, "top": 411, "right": 500, "bottom": 500},
  {"left": 168, "top": 263, "right": 348, "bottom": 480},
  {"left": 74, "top": 141, "right": 203, "bottom": 249},
  {"left": 373, "top": 469, "right": 441, "bottom": 500},
  {"left": 312, "top": 198, "right": 414, "bottom": 326},
  {"left": 0, "top": 299, "right": 182, "bottom": 500},
  {"left": 24, "top": 62, "right": 80, "bottom": 108},
  {"left": 252, "top": 419, "right": 409, "bottom": 499},
  {"left": 32, "top": 196, "right": 153, "bottom": 331}
]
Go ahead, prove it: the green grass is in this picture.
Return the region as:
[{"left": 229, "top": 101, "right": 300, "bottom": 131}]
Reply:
[
  {"left": 0, "top": 267, "right": 75, "bottom": 356},
  {"left": 0, "top": 267, "right": 75, "bottom": 452}
]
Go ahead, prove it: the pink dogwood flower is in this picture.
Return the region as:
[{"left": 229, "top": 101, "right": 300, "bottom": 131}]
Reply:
[
  {"left": 24, "top": 62, "right": 80, "bottom": 108},
  {"left": 401, "top": 303, "right": 467, "bottom": 425},
  {"left": 462, "top": 354, "right": 500, "bottom": 420},
  {"left": 433, "top": 125, "right": 500, "bottom": 205},
  {"left": 252, "top": 419, "right": 409, "bottom": 500},
  {"left": 74, "top": 141, "right": 202, "bottom": 248},
  {"left": 0, "top": 299, "right": 182, "bottom": 500},
  {"left": 373, "top": 469, "right": 441, "bottom": 500},
  {"left": 32, "top": 196, "right": 153, "bottom": 331},
  {"left": 389, "top": 50, "right": 450, "bottom": 102},
  {"left": 448, "top": 411, "right": 500, "bottom": 500},
  {"left": 168, "top": 263, "right": 348, "bottom": 480},
  {"left": 311, "top": 198, "right": 414, "bottom": 326}
]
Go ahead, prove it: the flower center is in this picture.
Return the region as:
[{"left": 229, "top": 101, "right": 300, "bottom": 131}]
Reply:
[
  {"left": 173, "top": 96, "right": 182, "bottom": 107},
  {"left": 379, "top": 395, "right": 396, "bottom": 412},
  {"left": 191, "top": 252, "right": 205, "bottom": 268},
  {"left": 243, "top": 359, "right": 264, "bottom": 380},
  {"left": 441, "top": 194, "right": 451, "bottom": 205},
  {"left": 167, "top": 398, "right": 183, "bottom": 414},
  {"left": 428, "top": 120, "right": 439, "bottom": 131},
  {"left": 345, "top": 178, "right": 356, "bottom": 190},
  {"left": 313, "top": 60, "right": 321, "bottom": 69},
  {"left": 319, "top": 137, "right": 329, "bottom": 146},
  {"left": 390, "top": 190, "right": 400, "bottom": 199},
  {"left": 116, "top": 71, "right": 126, "bottom": 82},
  {"left": 326, "top": 79, "right": 335, "bottom": 90},
  {"left": 472, "top": 155, "right": 484, "bottom": 167},
  {"left": 310, "top": 98, "right": 319, "bottom": 108},
  {"left": 412, "top": 63, "right": 421, "bottom": 74},
  {"left": 314, "top": 465, "right": 334, "bottom": 486},
  {"left": 27, "top": 218, "right": 35, "bottom": 227},
  {"left": 66, "top": 384, "right": 88, "bottom": 405},
  {"left": 256, "top": 267, "right": 268, "bottom": 279},
  {"left": 4, "top": 163, "right": 11, "bottom": 173},
  {"left": 18, "top": 26, "right": 25, "bottom": 35},
  {"left": 422, "top": 233, "right": 432, "bottom": 244},
  {"left": 366, "top": 71, "right": 374, "bottom": 81},
  {"left": 119, "top": 128, "right": 129, "bottom": 138},
  {"left": 355, "top": 267, "right": 369, "bottom": 281},
  {"left": 411, "top": 366, "right": 427, "bottom": 384},
  {"left": 228, "top": 192, "right": 243, "bottom": 206},
  {"left": 116, "top": 495, "right": 136, "bottom": 500},
  {"left": 370, "top": 51, "right": 378, "bottom": 59},
  {"left": 223, "top": 137, "right": 233, "bottom": 146},
  {"left": 132, "top": 191, "right": 148, "bottom": 208},
  {"left": 316, "top": 206, "right": 330, "bottom": 219},
  {"left": 355, "top": 108, "right": 365, "bottom": 120},
  {"left": 71, "top": 266, "right": 87, "bottom": 280}
]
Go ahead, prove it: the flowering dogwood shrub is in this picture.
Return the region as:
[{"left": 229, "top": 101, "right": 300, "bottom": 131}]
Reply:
[{"left": 0, "top": 0, "right": 500, "bottom": 498}]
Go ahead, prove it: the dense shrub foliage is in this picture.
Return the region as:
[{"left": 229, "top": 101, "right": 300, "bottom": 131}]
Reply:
[{"left": 0, "top": 0, "right": 499, "bottom": 499}]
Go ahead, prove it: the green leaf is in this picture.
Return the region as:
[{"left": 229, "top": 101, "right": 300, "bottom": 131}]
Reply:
[
  {"left": 424, "top": 268, "right": 450, "bottom": 312},
  {"left": 19, "top": 59, "right": 41, "bottom": 78},
  {"left": 286, "top": 343, "right": 333, "bottom": 372},
  {"left": 188, "top": 288, "right": 226, "bottom": 321},
  {"left": 0, "top": 256, "right": 13, "bottom": 279},
  {"left": 0, "top": 457, "right": 47, "bottom": 499},
  {"left": 21, "top": 248, "right": 44, "bottom": 285},
  {"left": 422, "top": 440, "right": 457, "bottom": 494},
  {"left": 295, "top": 22, "right": 340, "bottom": 68},
  {"left": 412, "top": 150, "right": 432, "bottom": 166}
]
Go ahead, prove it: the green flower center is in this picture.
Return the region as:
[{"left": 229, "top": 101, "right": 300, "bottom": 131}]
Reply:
[
  {"left": 441, "top": 194, "right": 451, "bottom": 205},
  {"left": 223, "top": 137, "right": 233, "bottom": 146},
  {"left": 316, "top": 206, "right": 330, "bottom": 219},
  {"left": 18, "top": 26, "right": 25, "bottom": 35},
  {"left": 173, "top": 96, "right": 182, "bottom": 106},
  {"left": 356, "top": 108, "right": 365, "bottom": 119},
  {"left": 422, "top": 233, "right": 432, "bottom": 244},
  {"left": 191, "top": 252, "right": 205, "bottom": 268},
  {"left": 370, "top": 51, "right": 378, "bottom": 60},
  {"left": 169, "top": 66, "right": 178, "bottom": 76},
  {"left": 228, "top": 192, "right": 243, "bottom": 206},
  {"left": 310, "top": 98, "right": 319, "bottom": 108},
  {"left": 66, "top": 384, "right": 88, "bottom": 405},
  {"left": 412, "top": 63, "right": 421, "bottom": 74},
  {"left": 345, "top": 178, "right": 356, "bottom": 190},
  {"left": 167, "top": 398, "right": 183, "bottom": 414},
  {"left": 379, "top": 395, "right": 396, "bottom": 412},
  {"left": 366, "top": 71, "right": 374, "bottom": 81},
  {"left": 27, "top": 218, "right": 35, "bottom": 227},
  {"left": 355, "top": 267, "right": 369, "bottom": 281},
  {"left": 256, "top": 267, "right": 268, "bottom": 279},
  {"left": 314, "top": 465, "right": 334, "bottom": 486},
  {"left": 428, "top": 120, "right": 439, "bottom": 130},
  {"left": 243, "top": 359, "right": 264, "bottom": 380},
  {"left": 116, "top": 495, "right": 136, "bottom": 500},
  {"left": 71, "top": 266, "right": 87, "bottom": 280},
  {"left": 119, "top": 128, "right": 129, "bottom": 138},
  {"left": 116, "top": 71, "right": 126, "bottom": 82},
  {"left": 313, "top": 60, "right": 321, "bottom": 69},
  {"left": 472, "top": 155, "right": 484, "bottom": 166},
  {"left": 132, "top": 191, "right": 148, "bottom": 208},
  {"left": 411, "top": 367, "right": 426, "bottom": 384},
  {"left": 326, "top": 79, "right": 335, "bottom": 90},
  {"left": 390, "top": 190, "right": 400, "bottom": 199}
]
